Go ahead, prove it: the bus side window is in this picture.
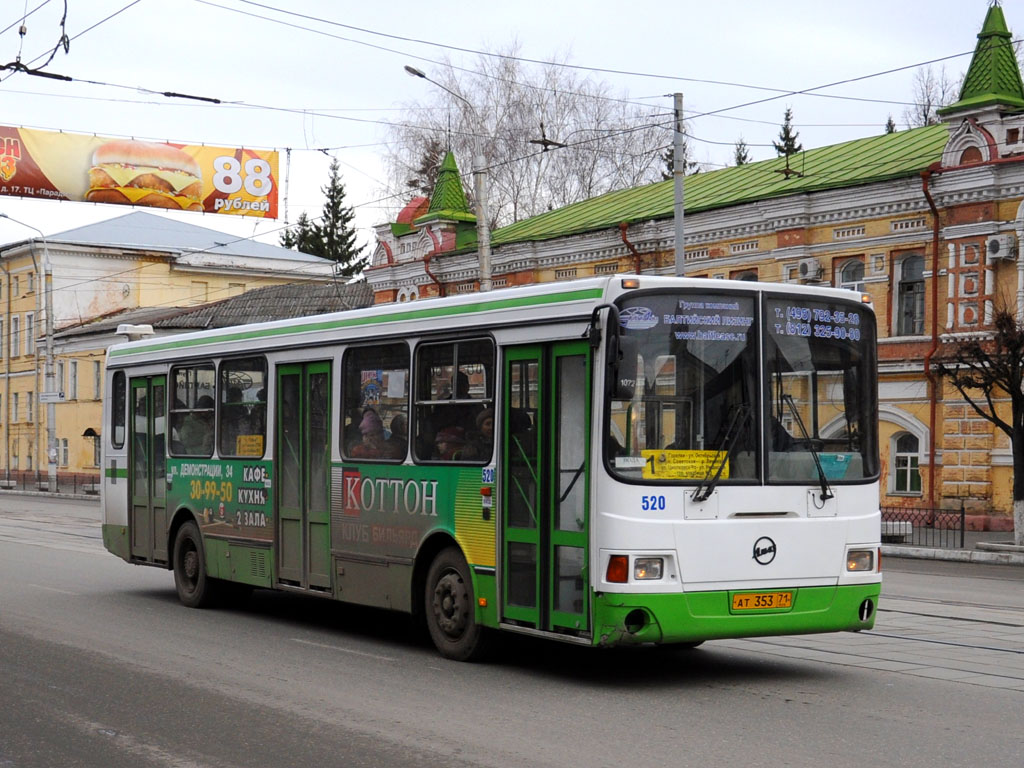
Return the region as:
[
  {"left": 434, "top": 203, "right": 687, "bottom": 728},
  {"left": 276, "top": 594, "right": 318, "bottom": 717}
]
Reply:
[
  {"left": 169, "top": 364, "right": 215, "bottom": 457},
  {"left": 341, "top": 342, "right": 410, "bottom": 462},
  {"left": 218, "top": 357, "right": 267, "bottom": 457},
  {"left": 414, "top": 339, "right": 494, "bottom": 463},
  {"left": 111, "top": 370, "right": 126, "bottom": 449}
]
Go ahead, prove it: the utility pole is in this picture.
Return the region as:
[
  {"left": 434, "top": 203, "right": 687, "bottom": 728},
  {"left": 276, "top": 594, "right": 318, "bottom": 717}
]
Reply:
[{"left": 673, "top": 92, "right": 686, "bottom": 276}]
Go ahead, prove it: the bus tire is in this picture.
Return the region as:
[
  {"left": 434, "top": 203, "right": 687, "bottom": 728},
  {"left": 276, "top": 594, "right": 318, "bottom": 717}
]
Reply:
[
  {"left": 425, "top": 547, "right": 487, "bottom": 661},
  {"left": 173, "top": 521, "right": 217, "bottom": 608}
]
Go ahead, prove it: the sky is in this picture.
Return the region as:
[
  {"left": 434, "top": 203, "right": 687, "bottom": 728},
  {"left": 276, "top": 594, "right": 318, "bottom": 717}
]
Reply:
[{"left": 0, "top": 0, "right": 1013, "bottom": 256}]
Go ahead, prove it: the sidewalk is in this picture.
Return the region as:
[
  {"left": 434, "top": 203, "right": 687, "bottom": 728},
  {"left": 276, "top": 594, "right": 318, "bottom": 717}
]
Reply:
[{"left": 884, "top": 528, "right": 1024, "bottom": 566}]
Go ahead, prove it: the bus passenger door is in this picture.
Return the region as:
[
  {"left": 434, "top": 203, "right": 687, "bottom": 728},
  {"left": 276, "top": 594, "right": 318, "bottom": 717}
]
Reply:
[
  {"left": 275, "top": 362, "right": 332, "bottom": 591},
  {"left": 129, "top": 376, "right": 167, "bottom": 563},
  {"left": 501, "top": 342, "right": 591, "bottom": 635}
]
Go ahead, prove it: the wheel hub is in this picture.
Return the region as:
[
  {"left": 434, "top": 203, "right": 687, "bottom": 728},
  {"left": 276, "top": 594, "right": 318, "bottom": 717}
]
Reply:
[
  {"left": 184, "top": 549, "right": 199, "bottom": 581},
  {"left": 433, "top": 571, "right": 467, "bottom": 638}
]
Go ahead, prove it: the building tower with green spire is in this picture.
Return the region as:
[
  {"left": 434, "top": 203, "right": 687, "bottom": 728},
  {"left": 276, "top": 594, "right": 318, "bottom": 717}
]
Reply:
[
  {"left": 938, "top": 1, "right": 1024, "bottom": 165},
  {"left": 369, "top": 150, "right": 479, "bottom": 302}
]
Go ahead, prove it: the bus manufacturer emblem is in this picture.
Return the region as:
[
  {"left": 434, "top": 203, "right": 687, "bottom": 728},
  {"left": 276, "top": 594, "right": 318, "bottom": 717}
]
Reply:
[{"left": 752, "top": 536, "right": 776, "bottom": 565}]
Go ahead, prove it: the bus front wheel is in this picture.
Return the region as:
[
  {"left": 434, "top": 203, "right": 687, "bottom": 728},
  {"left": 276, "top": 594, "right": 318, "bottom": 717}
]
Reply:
[
  {"left": 173, "top": 521, "right": 216, "bottom": 608},
  {"left": 425, "top": 547, "right": 488, "bottom": 661}
]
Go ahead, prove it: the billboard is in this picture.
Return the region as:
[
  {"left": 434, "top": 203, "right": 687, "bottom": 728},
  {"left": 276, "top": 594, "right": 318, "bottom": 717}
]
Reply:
[{"left": 0, "top": 126, "right": 278, "bottom": 219}]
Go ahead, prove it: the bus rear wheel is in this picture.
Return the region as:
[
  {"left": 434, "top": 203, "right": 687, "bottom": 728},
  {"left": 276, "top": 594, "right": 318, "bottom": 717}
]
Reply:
[
  {"left": 425, "top": 547, "right": 487, "bottom": 661},
  {"left": 173, "top": 521, "right": 217, "bottom": 608}
]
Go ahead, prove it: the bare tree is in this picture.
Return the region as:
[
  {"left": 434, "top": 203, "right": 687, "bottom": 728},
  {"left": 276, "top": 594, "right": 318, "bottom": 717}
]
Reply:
[
  {"left": 384, "top": 45, "right": 670, "bottom": 228},
  {"left": 902, "top": 65, "right": 959, "bottom": 127},
  {"left": 936, "top": 309, "right": 1024, "bottom": 545}
]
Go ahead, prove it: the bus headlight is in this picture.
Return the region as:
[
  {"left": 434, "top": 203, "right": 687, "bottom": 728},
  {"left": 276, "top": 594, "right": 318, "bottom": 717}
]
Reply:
[
  {"left": 634, "top": 557, "right": 663, "bottom": 580},
  {"left": 846, "top": 549, "right": 874, "bottom": 572}
]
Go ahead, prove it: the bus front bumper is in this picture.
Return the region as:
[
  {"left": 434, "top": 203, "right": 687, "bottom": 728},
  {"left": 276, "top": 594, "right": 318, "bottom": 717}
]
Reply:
[{"left": 593, "top": 583, "right": 881, "bottom": 647}]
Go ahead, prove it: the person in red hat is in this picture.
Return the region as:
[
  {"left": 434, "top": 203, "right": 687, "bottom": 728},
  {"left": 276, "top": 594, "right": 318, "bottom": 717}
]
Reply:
[{"left": 434, "top": 425, "right": 467, "bottom": 461}]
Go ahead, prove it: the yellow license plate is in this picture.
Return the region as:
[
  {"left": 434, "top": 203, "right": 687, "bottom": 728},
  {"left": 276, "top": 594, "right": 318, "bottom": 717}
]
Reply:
[{"left": 731, "top": 591, "right": 793, "bottom": 610}]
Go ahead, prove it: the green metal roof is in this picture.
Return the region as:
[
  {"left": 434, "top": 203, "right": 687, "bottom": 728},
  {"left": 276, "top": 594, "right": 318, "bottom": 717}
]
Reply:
[
  {"left": 415, "top": 151, "right": 476, "bottom": 225},
  {"left": 491, "top": 124, "right": 949, "bottom": 247},
  {"left": 939, "top": 3, "right": 1024, "bottom": 115}
]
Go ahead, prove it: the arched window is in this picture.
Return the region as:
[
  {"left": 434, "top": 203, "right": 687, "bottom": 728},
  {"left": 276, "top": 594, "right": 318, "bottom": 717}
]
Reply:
[
  {"left": 892, "top": 432, "right": 921, "bottom": 494},
  {"left": 897, "top": 255, "right": 925, "bottom": 336},
  {"left": 839, "top": 260, "right": 864, "bottom": 292},
  {"left": 959, "top": 146, "right": 983, "bottom": 165}
]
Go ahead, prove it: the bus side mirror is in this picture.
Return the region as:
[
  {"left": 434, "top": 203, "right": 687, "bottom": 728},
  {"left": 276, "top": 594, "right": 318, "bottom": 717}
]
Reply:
[
  {"left": 588, "top": 303, "right": 636, "bottom": 400},
  {"left": 609, "top": 333, "right": 637, "bottom": 400}
]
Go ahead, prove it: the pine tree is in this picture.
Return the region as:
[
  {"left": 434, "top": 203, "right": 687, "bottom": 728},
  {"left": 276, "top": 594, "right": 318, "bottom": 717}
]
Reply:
[
  {"left": 660, "top": 142, "right": 700, "bottom": 180},
  {"left": 885, "top": 115, "right": 897, "bottom": 134},
  {"left": 734, "top": 137, "right": 751, "bottom": 165},
  {"left": 279, "top": 211, "right": 317, "bottom": 252},
  {"left": 280, "top": 159, "right": 365, "bottom": 278},
  {"left": 315, "top": 158, "right": 364, "bottom": 277},
  {"left": 773, "top": 108, "right": 803, "bottom": 157}
]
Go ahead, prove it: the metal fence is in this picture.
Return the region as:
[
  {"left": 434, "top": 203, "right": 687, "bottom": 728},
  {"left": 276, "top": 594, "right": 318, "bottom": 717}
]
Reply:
[
  {"left": 880, "top": 503, "right": 966, "bottom": 549},
  {"left": 0, "top": 471, "right": 101, "bottom": 496}
]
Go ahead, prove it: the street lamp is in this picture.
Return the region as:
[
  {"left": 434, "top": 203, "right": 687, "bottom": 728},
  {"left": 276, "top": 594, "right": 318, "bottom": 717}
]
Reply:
[
  {"left": 0, "top": 212, "right": 58, "bottom": 492},
  {"left": 404, "top": 65, "right": 492, "bottom": 292}
]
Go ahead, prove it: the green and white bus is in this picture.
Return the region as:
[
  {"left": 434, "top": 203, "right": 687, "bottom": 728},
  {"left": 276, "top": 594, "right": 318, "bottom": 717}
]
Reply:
[{"left": 101, "top": 275, "right": 882, "bottom": 660}]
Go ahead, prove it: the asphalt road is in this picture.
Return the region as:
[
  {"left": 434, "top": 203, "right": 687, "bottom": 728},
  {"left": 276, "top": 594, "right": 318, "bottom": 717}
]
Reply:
[{"left": 1, "top": 496, "right": 1022, "bottom": 768}]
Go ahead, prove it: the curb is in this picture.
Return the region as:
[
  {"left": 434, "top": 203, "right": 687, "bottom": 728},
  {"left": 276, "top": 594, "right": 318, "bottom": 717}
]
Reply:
[
  {"left": 0, "top": 489, "right": 99, "bottom": 503},
  {"left": 882, "top": 544, "right": 1024, "bottom": 567}
]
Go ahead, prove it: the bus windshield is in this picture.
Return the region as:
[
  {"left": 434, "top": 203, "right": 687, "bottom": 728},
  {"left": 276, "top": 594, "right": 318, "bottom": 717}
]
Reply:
[
  {"left": 608, "top": 290, "right": 760, "bottom": 483},
  {"left": 607, "top": 289, "right": 877, "bottom": 485},
  {"left": 764, "top": 293, "right": 878, "bottom": 485}
]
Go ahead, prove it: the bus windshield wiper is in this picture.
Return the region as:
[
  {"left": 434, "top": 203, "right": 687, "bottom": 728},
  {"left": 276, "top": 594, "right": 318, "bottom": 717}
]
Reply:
[
  {"left": 782, "top": 394, "right": 833, "bottom": 503},
  {"left": 691, "top": 404, "right": 750, "bottom": 503}
]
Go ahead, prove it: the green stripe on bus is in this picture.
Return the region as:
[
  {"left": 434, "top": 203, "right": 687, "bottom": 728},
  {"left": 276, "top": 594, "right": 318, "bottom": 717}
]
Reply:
[
  {"left": 109, "top": 288, "right": 605, "bottom": 357},
  {"left": 105, "top": 466, "right": 129, "bottom": 478}
]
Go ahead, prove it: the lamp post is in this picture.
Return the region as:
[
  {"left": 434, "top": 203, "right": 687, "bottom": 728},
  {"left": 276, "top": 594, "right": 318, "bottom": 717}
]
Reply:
[
  {"left": 0, "top": 213, "right": 57, "bottom": 493},
  {"left": 404, "top": 65, "right": 492, "bottom": 292}
]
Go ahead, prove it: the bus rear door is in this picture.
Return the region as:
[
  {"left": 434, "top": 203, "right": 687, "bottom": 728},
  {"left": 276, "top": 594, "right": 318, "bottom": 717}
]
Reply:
[
  {"left": 501, "top": 341, "right": 591, "bottom": 636},
  {"left": 129, "top": 375, "right": 167, "bottom": 563},
  {"left": 275, "top": 361, "right": 332, "bottom": 591}
]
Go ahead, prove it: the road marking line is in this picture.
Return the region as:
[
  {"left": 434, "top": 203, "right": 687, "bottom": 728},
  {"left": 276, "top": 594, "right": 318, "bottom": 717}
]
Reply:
[
  {"left": 28, "top": 583, "right": 80, "bottom": 595},
  {"left": 292, "top": 638, "right": 396, "bottom": 661}
]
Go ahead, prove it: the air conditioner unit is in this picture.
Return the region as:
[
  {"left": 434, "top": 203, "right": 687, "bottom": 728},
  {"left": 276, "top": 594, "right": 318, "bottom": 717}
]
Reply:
[
  {"left": 986, "top": 233, "right": 1018, "bottom": 262},
  {"left": 798, "top": 257, "right": 823, "bottom": 282}
]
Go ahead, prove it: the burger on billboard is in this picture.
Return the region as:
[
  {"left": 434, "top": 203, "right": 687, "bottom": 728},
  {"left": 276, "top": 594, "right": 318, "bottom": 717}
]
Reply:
[{"left": 85, "top": 139, "right": 204, "bottom": 212}]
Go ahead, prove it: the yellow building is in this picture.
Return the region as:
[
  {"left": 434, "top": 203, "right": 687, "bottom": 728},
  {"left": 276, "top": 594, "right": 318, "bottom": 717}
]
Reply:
[
  {"left": 368, "top": 5, "right": 1024, "bottom": 531},
  {"left": 0, "top": 210, "right": 336, "bottom": 488}
]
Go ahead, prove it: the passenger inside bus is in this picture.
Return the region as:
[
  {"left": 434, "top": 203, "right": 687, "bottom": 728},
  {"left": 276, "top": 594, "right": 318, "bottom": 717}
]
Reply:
[
  {"left": 464, "top": 408, "right": 494, "bottom": 461},
  {"left": 384, "top": 413, "right": 408, "bottom": 459},
  {"left": 350, "top": 409, "right": 387, "bottom": 458},
  {"left": 220, "top": 387, "right": 249, "bottom": 454},
  {"left": 434, "top": 426, "right": 467, "bottom": 460},
  {"left": 249, "top": 388, "right": 267, "bottom": 437},
  {"left": 179, "top": 395, "right": 214, "bottom": 455},
  {"left": 343, "top": 406, "right": 368, "bottom": 453}
]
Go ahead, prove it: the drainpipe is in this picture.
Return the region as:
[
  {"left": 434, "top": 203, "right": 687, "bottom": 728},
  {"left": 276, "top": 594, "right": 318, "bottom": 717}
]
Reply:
[
  {"left": 921, "top": 169, "right": 941, "bottom": 510},
  {"left": 32, "top": 243, "right": 42, "bottom": 487},
  {"left": 422, "top": 252, "right": 444, "bottom": 297},
  {"left": 619, "top": 222, "right": 642, "bottom": 274}
]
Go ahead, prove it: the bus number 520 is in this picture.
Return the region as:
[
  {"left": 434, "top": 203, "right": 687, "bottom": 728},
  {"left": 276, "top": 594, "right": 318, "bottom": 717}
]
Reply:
[{"left": 642, "top": 495, "right": 666, "bottom": 511}]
